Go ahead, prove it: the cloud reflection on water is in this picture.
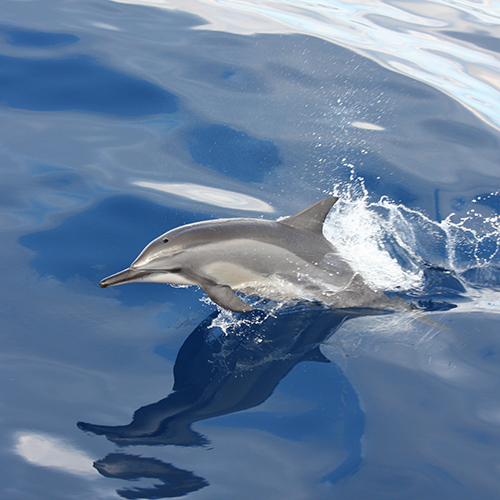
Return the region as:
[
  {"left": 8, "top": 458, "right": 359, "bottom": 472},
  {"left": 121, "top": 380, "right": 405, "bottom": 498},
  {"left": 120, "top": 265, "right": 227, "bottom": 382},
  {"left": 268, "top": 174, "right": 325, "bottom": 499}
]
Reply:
[
  {"left": 14, "top": 431, "right": 98, "bottom": 478},
  {"left": 133, "top": 181, "right": 275, "bottom": 212}
]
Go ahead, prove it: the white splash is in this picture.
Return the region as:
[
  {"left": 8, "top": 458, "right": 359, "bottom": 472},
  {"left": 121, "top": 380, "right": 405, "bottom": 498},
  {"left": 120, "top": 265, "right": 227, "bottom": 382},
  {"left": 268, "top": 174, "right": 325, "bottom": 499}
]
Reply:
[
  {"left": 204, "top": 295, "right": 285, "bottom": 336},
  {"left": 322, "top": 177, "right": 500, "bottom": 296},
  {"left": 325, "top": 198, "right": 424, "bottom": 292},
  {"left": 323, "top": 181, "right": 424, "bottom": 292}
]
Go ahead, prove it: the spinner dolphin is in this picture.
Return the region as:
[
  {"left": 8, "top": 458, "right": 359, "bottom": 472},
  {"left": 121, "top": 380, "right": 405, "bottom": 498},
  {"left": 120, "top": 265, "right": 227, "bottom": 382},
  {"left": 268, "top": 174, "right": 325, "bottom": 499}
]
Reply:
[{"left": 100, "top": 197, "right": 410, "bottom": 312}]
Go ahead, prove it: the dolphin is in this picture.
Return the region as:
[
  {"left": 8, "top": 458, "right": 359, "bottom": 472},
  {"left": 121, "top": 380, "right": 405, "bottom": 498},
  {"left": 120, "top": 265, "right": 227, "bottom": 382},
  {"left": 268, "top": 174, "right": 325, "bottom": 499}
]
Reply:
[{"left": 100, "top": 197, "right": 410, "bottom": 313}]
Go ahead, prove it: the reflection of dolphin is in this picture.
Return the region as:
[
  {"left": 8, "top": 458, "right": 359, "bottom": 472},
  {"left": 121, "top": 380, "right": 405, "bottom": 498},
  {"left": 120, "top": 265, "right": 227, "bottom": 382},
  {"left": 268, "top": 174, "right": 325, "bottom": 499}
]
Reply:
[
  {"left": 94, "top": 453, "right": 208, "bottom": 499},
  {"left": 79, "top": 304, "right": 384, "bottom": 481},
  {"left": 100, "top": 197, "right": 409, "bottom": 312}
]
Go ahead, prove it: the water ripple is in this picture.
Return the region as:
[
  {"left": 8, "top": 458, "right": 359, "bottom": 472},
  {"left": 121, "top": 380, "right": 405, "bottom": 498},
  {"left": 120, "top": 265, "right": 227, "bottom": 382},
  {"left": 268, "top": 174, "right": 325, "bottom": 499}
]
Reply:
[{"left": 114, "top": 0, "right": 500, "bottom": 129}]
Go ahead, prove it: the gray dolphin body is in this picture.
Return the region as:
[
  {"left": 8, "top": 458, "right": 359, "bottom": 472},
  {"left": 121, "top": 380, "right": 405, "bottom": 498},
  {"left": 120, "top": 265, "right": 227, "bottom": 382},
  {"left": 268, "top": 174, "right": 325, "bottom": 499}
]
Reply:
[{"left": 100, "top": 197, "right": 409, "bottom": 312}]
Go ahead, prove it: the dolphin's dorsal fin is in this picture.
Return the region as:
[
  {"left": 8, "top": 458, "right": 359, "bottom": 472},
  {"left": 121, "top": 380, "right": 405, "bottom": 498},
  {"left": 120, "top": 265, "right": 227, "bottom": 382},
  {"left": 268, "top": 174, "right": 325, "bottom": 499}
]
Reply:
[{"left": 279, "top": 197, "right": 338, "bottom": 233}]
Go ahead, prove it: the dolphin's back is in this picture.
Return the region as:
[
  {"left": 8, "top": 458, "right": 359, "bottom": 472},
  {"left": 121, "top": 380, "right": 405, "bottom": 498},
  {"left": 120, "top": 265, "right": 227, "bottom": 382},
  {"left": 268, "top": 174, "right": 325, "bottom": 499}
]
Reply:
[{"left": 167, "top": 218, "right": 334, "bottom": 265}]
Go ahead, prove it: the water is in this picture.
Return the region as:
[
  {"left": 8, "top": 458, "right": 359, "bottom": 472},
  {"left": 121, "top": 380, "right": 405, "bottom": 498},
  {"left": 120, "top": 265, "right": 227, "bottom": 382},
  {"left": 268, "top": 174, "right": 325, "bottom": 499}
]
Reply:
[{"left": 1, "top": 0, "right": 500, "bottom": 498}]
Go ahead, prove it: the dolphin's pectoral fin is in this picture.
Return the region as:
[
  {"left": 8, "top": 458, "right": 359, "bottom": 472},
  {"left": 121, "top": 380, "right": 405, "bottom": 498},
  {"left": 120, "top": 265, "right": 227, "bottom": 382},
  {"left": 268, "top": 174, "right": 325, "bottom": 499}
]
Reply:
[{"left": 201, "top": 282, "right": 253, "bottom": 313}]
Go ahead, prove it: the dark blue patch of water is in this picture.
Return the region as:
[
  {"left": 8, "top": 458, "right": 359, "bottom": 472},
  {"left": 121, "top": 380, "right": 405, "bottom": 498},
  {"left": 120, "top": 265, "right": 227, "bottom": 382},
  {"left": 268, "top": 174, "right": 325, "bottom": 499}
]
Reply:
[
  {"left": 2, "top": 27, "right": 79, "bottom": 47},
  {"left": 0, "top": 55, "right": 178, "bottom": 115},
  {"left": 187, "top": 124, "right": 281, "bottom": 182}
]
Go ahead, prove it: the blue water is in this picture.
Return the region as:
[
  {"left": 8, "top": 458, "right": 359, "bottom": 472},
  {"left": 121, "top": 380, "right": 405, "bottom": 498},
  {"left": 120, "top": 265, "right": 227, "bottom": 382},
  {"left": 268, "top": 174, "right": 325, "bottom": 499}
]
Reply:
[{"left": 2, "top": 0, "right": 500, "bottom": 499}]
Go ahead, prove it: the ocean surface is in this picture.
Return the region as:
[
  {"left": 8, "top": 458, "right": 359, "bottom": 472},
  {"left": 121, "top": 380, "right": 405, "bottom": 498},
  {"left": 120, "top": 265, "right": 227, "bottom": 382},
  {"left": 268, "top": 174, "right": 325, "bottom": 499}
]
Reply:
[{"left": 1, "top": 0, "right": 500, "bottom": 498}]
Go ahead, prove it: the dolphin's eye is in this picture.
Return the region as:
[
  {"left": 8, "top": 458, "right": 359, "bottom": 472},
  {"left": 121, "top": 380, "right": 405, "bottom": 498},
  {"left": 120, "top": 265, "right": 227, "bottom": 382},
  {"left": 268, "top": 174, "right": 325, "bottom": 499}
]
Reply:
[{"left": 162, "top": 237, "right": 169, "bottom": 243}]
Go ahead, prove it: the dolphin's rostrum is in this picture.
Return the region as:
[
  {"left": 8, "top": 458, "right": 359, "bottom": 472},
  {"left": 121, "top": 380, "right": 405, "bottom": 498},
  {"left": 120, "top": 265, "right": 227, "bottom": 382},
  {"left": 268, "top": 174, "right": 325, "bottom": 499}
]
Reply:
[{"left": 100, "top": 197, "right": 409, "bottom": 312}]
